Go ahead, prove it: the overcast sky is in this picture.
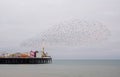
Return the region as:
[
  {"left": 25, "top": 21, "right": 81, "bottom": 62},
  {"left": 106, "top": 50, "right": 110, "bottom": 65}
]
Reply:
[{"left": 0, "top": 0, "right": 120, "bottom": 59}]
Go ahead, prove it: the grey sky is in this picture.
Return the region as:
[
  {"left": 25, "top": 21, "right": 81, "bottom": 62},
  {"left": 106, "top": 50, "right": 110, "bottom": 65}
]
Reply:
[{"left": 0, "top": 0, "right": 120, "bottom": 59}]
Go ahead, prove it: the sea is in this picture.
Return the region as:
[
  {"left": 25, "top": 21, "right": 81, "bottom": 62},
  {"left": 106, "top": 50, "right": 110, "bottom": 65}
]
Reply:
[{"left": 0, "top": 60, "right": 120, "bottom": 77}]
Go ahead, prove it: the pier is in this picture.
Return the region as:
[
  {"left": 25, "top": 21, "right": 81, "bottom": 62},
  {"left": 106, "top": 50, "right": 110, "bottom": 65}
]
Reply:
[{"left": 0, "top": 58, "right": 52, "bottom": 64}]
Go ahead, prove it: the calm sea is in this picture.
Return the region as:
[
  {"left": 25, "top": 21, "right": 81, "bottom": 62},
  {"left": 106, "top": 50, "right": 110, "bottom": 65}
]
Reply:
[{"left": 0, "top": 60, "right": 120, "bottom": 77}]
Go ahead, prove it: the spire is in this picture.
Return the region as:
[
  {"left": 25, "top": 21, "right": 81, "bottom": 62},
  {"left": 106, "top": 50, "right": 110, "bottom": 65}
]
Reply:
[{"left": 42, "top": 47, "right": 44, "bottom": 52}]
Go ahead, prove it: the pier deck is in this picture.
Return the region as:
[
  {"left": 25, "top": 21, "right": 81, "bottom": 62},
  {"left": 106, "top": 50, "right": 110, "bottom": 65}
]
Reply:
[{"left": 0, "top": 58, "right": 52, "bottom": 64}]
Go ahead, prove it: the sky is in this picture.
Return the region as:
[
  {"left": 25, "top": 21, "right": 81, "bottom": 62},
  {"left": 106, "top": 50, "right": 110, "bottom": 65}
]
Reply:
[{"left": 0, "top": 0, "right": 120, "bottom": 59}]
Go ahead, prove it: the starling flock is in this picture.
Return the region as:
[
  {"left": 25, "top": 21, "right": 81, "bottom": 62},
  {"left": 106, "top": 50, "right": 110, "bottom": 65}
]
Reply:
[{"left": 21, "top": 19, "right": 110, "bottom": 48}]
